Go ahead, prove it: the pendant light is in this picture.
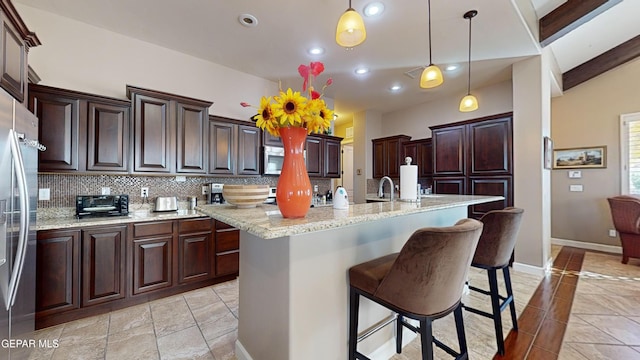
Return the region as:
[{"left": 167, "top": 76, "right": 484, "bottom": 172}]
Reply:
[
  {"left": 336, "top": 0, "right": 366, "bottom": 48},
  {"left": 419, "top": 0, "right": 443, "bottom": 89},
  {"left": 459, "top": 10, "right": 478, "bottom": 112}
]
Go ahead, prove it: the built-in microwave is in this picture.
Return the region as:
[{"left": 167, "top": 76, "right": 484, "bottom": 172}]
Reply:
[
  {"left": 264, "top": 146, "right": 285, "bottom": 175},
  {"left": 263, "top": 146, "right": 306, "bottom": 175}
]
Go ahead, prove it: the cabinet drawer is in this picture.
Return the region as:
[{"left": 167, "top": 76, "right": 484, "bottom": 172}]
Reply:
[
  {"left": 216, "top": 251, "right": 239, "bottom": 276},
  {"left": 133, "top": 221, "right": 174, "bottom": 238},
  {"left": 215, "top": 220, "right": 235, "bottom": 230},
  {"left": 216, "top": 230, "right": 239, "bottom": 252},
  {"left": 179, "top": 218, "right": 212, "bottom": 233}
]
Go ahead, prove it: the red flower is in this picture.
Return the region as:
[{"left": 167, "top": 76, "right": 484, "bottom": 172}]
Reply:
[
  {"left": 309, "top": 62, "right": 324, "bottom": 76},
  {"left": 240, "top": 102, "right": 251, "bottom": 108},
  {"left": 311, "top": 90, "right": 320, "bottom": 99}
]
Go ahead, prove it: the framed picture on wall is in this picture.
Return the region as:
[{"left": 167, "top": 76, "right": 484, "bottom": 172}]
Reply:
[
  {"left": 553, "top": 146, "right": 607, "bottom": 169},
  {"left": 543, "top": 136, "right": 553, "bottom": 170}
]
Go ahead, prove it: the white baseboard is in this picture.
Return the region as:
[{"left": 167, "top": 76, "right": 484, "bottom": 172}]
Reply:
[
  {"left": 235, "top": 340, "right": 252, "bottom": 360},
  {"left": 551, "top": 238, "right": 622, "bottom": 254},
  {"left": 512, "top": 261, "right": 548, "bottom": 276}
]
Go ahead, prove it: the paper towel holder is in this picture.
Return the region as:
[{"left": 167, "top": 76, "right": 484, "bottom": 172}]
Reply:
[{"left": 405, "top": 157, "right": 412, "bottom": 165}]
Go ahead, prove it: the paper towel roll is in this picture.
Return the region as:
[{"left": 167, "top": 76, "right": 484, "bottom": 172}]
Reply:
[{"left": 400, "top": 164, "right": 418, "bottom": 201}]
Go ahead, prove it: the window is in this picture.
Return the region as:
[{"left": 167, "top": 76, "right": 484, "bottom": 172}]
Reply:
[{"left": 621, "top": 112, "right": 640, "bottom": 195}]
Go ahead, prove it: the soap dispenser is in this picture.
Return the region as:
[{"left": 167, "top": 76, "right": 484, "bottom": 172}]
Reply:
[{"left": 333, "top": 186, "right": 349, "bottom": 210}]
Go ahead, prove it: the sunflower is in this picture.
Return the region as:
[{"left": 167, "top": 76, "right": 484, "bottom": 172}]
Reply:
[
  {"left": 273, "top": 88, "right": 307, "bottom": 127},
  {"left": 304, "top": 99, "right": 333, "bottom": 134},
  {"left": 255, "top": 96, "right": 280, "bottom": 137}
]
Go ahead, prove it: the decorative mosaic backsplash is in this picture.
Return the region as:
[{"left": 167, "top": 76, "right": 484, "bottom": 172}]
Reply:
[{"left": 38, "top": 174, "right": 331, "bottom": 209}]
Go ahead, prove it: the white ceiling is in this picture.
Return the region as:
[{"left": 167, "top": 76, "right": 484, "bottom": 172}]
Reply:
[{"left": 13, "top": 0, "right": 640, "bottom": 123}]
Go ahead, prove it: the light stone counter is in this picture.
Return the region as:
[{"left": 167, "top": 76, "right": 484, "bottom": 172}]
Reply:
[
  {"left": 196, "top": 194, "right": 502, "bottom": 240},
  {"left": 197, "top": 194, "right": 503, "bottom": 360},
  {"left": 36, "top": 210, "right": 206, "bottom": 231}
]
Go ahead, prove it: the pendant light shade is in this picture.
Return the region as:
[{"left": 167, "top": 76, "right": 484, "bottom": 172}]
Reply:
[
  {"left": 420, "top": 0, "right": 443, "bottom": 89},
  {"left": 336, "top": 0, "right": 366, "bottom": 48},
  {"left": 460, "top": 10, "right": 478, "bottom": 112}
]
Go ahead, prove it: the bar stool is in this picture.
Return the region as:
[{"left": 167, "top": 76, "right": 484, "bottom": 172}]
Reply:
[
  {"left": 463, "top": 207, "right": 524, "bottom": 356},
  {"left": 348, "top": 218, "right": 483, "bottom": 360}
]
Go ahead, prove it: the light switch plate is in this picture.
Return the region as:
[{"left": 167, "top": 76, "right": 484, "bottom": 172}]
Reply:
[
  {"left": 569, "top": 184, "right": 583, "bottom": 192},
  {"left": 568, "top": 170, "right": 582, "bottom": 178},
  {"left": 38, "top": 188, "right": 50, "bottom": 201},
  {"left": 175, "top": 175, "right": 186, "bottom": 182}
]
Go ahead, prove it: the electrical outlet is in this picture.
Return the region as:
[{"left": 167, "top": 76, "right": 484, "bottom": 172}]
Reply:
[
  {"left": 101, "top": 187, "right": 111, "bottom": 195},
  {"left": 202, "top": 186, "right": 209, "bottom": 195},
  {"left": 609, "top": 229, "right": 617, "bottom": 237},
  {"left": 141, "top": 187, "right": 149, "bottom": 197},
  {"left": 313, "top": 185, "right": 319, "bottom": 192},
  {"left": 38, "top": 188, "right": 50, "bottom": 201}
]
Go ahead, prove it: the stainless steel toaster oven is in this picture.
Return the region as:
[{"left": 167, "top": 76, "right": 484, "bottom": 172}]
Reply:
[{"left": 76, "top": 195, "right": 129, "bottom": 218}]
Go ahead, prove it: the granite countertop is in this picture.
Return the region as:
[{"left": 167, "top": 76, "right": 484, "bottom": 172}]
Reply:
[
  {"left": 196, "top": 194, "right": 503, "bottom": 240},
  {"left": 36, "top": 210, "right": 207, "bottom": 231}
]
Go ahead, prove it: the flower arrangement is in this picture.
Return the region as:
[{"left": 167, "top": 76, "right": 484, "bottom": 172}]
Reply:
[{"left": 241, "top": 62, "right": 334, "bottom": 137}]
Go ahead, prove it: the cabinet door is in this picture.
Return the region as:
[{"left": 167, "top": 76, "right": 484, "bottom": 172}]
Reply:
[
  {"left": 30, "top": 92, "right": 84, "bottom": 172},
  {"left": 433, "top": 177, "right": 466, "bottom": 195},
  {"left": 176, "top": 102, "right": 208, "bottom": 173},
  {"left": 87, "top": 101, "right": 130, "bottom": 172},
  {"left": 0, "top": 17, "right": 25, "bottom": 102},
  {"left": 468, "top": 117, "right": 512, "bottom": 176},
  {"left": 133, "top": 94, "right": 173, "bottom": 173},
  {"left": 324, "top": 138, "right": 341, "bottom": 178},
  {"left": 418, "top": 140, "right": 433, "bottom": 178},
  {"left": 468, "top": 176, "right": 513, "bottom": 219},
  {"left": 81, "top": 226, "right": 126, "bottom": 306},
  {"left": 36, "top": 230, "right": 80, "bottom": 317},
  {"left": 132, "top": 236, "right": 172, "bottom": 294},
  {"left": 403, "top": 142, "right": 418, "bottom": 166},
  {"left": 432, "top": 125, "right": 466, "bottom": 176},
  {"left": 305, "top": 136, "right": 323, "bottom": 177},
  {"left": 178, "top": 232, "right": 214, "bottom": 283},
  {"left": 372, "top": 140, "right": 385, "bottom": 179},
  {"left": 209, "top": 121, "right": 235, "bottom": 175},
  {"left": 263, "top": 131, "right": 282, "bottom": 146},
  {"left": 237, "top": 125, "right": 261, "bottom": 175},
  {"left": 386, "top": 138, "right": 404, "bottom": 178},
  {"left": 215, "top": 221, "right": 239, "bottom": 276}
]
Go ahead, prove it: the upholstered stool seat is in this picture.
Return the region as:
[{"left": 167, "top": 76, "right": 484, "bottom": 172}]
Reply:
[
  {"left": 463, "top": 207, "right": 524, "bottom": 356},
  {"left": 348, "top": 219, "right": 483, "bottom": 360},
  {"left": 607, "top": 195, "right": 640, "bottom": 264}
]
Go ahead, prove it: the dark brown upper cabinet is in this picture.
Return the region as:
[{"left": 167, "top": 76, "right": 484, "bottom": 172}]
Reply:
[
  {"left": 127, "top": 85, "right": 212, "bottom": 175},
  {"left": 306, "top": 134, "right": 343, "bottom": 178},
  {"left": 372, "top": 135, "right": 411, "bottom": 178},
  {"left": 0, "top": 0, "right": 40, "bottom": 103},
  {"left": 403, "top": 138, "right": 433, "bottom": 178},
  {"left": 208, "top": 116, "right": 261, "bottom": 176},
  {"left": 29, "top": 84, "right": 130, "bottom": 173}
]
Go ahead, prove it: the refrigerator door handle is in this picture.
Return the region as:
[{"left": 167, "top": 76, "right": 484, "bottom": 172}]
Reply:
[{"left": 6, "top": 129, "right": 29, "bottom": 310}]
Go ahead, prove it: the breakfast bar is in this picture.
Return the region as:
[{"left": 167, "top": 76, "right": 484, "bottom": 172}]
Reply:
[{"left": 197, "top": 194, "right": 503, "bottom": 360}]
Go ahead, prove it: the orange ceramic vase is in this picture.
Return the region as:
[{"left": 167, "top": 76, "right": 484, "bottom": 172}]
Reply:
[{"left": 276, "top": 126, "right": 312, "bottom": 218}]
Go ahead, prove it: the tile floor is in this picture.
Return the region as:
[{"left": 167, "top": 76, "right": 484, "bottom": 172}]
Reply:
[{"left": 28, "top": 246, "right": 640, "bottom": 359}]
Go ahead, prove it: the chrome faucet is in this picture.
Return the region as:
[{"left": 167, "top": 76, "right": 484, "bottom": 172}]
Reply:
[{"left": 378, "top": 176, "right": 395, "bottom": 201}]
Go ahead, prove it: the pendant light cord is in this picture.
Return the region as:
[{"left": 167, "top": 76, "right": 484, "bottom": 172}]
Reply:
[
  {"left": 428, "top": 0, "right": 433, "bottom": 65},
  {"left": 467, "top": 14, "right": 472, "bottom": 95}
]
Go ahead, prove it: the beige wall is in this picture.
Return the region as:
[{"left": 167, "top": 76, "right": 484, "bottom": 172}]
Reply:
[{"left": 551, "top": 57, "right": 640, "bottom": 246}]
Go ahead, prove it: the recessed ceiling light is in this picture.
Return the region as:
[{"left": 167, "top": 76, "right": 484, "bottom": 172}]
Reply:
[
  {"left": 390, "top": 85, "right": 402, "bottom": 92},
  {"left": 355, "top": 67, "right": 370, "bottom": 75},
  {"left": 308, "top": 47, "right": 325, "bottom": 55},
  {"left": 238, "top": 14, "right": 258, "bottom": 27},
  {"left": 364, "top": 2, "right": 385, "bottom": 17},
  {"left": 445, "top": 65, "right": 459, "bottom": 71}
]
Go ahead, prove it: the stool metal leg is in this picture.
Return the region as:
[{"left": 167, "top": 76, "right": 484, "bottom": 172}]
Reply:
[
  {"left": 488, "top": 268, "right": 505, "bottom": 355},
  {"left": 348, "top": 287, "right": 359, "bottom": 360},
  {"left": 419, "top": 318, "right": 434, "bottom": 360},
  {"left": 396, "top": 315, "right": 403, "bottom": 353},
  {"left": 503, "top": 266, "right": 518, "bottom": 331},
  {"left": 453, "top": 304, "right": 468, "bottom": 358}
]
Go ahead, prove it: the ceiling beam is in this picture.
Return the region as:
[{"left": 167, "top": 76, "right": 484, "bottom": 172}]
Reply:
[
  {"left": 563, "top": 34, "right": 640, "bottom": 91},
  {"left": 539, "top": 0, "right": 621, "bottom": 47}
]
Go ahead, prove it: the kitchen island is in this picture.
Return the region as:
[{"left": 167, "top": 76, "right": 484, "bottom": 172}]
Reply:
[{"left": 197, "top": 194, "right": 503, "bottom": 360}]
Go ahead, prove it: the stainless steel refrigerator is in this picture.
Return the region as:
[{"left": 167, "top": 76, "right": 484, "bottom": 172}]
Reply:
[{"left": 0, "top": 88, "right": 42, "bottom": 359}]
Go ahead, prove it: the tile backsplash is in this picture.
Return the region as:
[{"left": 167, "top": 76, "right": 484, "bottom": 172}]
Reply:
[{"left": 38, "top": 174, "right": 331, "bottom": 209}]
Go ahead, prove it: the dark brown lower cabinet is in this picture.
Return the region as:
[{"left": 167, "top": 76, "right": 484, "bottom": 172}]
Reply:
[
  {"left": 178, "top": 218, "right": 214, "bottom": 283},
  {"left": 36, "top": 217, "right": 238, "bottom": 329},
  {"left": 81, "top": 225, "right": 127, "bottom": 307},
  {"left": 36, "top": 229, "right": 80, "bottom": 317},
  {"left": 433, "top": 177, "right": 466, "bottom": 195},
  {"left": 468, "top": 177, "right": 513, "bottom": 218},
  {"left": 131, "top": 220, "right": 174, "bottom": 295}
]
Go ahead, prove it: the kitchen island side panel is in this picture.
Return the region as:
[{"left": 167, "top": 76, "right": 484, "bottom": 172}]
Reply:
[{"left": 236, "top": 206, "right": 467, "bottom": 360}]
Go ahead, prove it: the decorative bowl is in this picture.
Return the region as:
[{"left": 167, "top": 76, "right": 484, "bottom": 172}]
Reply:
[{"left": 223, "top": 185, "right": 270, "bottom": 208}]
